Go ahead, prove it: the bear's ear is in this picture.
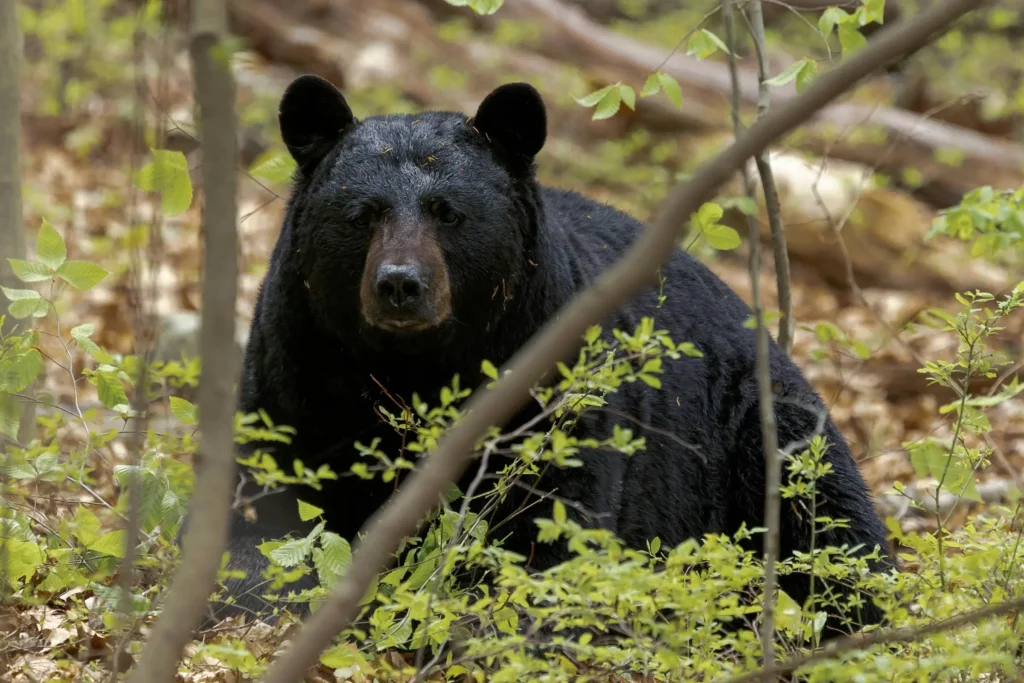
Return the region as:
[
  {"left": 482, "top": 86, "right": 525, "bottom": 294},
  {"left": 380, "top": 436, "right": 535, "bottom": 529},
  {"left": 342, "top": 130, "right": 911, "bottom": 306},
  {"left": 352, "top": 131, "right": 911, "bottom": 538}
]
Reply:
[
  {"left": 279, "top": 75, "right": 356, "bottom": 174},
  {"left": 471, "top": 82, "right": 546, "bottom": 164}
]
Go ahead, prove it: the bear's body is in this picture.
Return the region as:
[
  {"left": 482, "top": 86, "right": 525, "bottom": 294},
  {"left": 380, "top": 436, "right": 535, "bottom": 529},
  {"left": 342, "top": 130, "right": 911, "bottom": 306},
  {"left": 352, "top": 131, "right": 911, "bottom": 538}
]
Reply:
[{"left": 208, "top": 76, "right": 891, "bottom": 636}]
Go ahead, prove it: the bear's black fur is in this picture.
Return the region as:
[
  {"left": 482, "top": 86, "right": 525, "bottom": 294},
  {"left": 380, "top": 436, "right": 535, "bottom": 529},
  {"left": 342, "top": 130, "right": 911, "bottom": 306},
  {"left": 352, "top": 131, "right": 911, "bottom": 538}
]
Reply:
[{"left": 199, "top": 75, "right": 892, "bottom": 637}]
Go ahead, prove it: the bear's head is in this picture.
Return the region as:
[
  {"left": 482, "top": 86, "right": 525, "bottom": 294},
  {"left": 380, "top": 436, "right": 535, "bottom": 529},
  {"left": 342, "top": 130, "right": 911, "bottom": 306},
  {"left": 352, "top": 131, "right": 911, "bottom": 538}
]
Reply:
[{"left": 277, "top": 75, "right": 548, "bottom": 354}]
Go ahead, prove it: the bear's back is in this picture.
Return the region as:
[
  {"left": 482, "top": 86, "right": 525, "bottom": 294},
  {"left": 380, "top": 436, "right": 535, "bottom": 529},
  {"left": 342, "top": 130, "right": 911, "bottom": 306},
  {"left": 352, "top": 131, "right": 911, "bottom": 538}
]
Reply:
[{"left": 537, "top": 185, "right": 760, "bottom": 363}]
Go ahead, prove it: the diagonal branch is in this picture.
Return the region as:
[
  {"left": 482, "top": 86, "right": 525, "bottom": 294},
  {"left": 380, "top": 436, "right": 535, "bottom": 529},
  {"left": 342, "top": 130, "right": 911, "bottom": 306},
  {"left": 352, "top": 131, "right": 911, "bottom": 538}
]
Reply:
[
  {"left": 722, "top": 594, "right": 1024, "bottom": 683},
  {"left": 260, "top": 2, "right": 985, "bottom": 681}
]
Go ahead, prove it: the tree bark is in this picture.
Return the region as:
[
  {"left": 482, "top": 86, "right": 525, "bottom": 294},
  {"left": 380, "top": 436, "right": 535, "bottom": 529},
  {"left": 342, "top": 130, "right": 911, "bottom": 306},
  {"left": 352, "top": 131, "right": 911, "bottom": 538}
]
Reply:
[{"left": 0, "top": 0, "right": 35, "bottom": 445}]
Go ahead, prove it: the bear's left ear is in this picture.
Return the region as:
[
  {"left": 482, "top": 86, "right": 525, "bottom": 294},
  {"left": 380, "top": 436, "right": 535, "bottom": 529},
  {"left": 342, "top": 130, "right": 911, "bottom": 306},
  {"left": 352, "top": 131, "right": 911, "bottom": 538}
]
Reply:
[
  {"left": 279, "top": 74, "right": 357, "bottom": 174},
  {"left": 471, "top": 82, "right": 546, "bottom": 163}
]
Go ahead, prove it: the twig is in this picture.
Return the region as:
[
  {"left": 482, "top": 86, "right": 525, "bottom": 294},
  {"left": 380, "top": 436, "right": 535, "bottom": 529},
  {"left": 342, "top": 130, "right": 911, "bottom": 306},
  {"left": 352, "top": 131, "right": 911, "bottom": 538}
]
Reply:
[
  {"left": 743, "top": 1, "right": 792, "bottom": 355},
  {"left": 722, "top": 0, "right": 781, "bottom": 665},
  {"left": 125, "top": 0, "right": 240, "bottom": 680},
  {"left": 257, "top": 3, "right": 983, "bottom": 682}
]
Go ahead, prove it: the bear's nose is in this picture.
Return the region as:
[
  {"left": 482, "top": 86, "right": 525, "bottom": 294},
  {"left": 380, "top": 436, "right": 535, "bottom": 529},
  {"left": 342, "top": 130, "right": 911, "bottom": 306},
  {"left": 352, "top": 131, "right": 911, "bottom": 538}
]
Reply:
[{"left": 375, "top": 264, "right": 426, "bottom": 311}]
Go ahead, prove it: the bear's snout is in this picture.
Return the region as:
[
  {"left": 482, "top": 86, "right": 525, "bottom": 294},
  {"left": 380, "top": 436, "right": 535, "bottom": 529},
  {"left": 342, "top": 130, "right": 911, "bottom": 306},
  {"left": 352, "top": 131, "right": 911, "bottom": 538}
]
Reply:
[
  {"left": 359, "top": 220, "right": 452, "bottom": 334},
  {"left": 375, "top": 264, "right": 427, "bottom": 315}
]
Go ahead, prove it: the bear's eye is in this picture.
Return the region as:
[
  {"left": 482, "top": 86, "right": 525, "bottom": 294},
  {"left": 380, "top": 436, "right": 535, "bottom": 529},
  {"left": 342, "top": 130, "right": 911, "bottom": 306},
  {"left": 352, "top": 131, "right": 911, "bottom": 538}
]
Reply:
[
  {"left": 431, "top": 201, "right": 461, "bottom": 227},
  {"left": 352, "top": 212, "right": 372, "bottom": 229}
]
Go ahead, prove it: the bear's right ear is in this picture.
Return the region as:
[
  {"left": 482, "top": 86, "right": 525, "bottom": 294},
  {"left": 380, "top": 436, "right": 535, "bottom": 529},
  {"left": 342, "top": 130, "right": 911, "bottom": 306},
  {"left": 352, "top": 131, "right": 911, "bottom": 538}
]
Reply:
[
  {"left": 471, "top": 82, "right": 546, "bottom": 165},
  {"left": 279, "top": 75, "right": 356, "bottom": 174}
]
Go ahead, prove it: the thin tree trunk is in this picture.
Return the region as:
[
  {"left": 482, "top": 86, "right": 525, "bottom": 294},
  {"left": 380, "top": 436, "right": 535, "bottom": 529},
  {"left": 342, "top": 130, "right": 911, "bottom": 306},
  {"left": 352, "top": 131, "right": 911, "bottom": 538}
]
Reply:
[
  {"left": 0, "top": 0, "right": 34, "bottom": 446},
  {"left": 124, "top": 0, "right": 240, "bottom": 680},
  {"left": 722, "top": 0, "right": 781, "bottom": 664}
]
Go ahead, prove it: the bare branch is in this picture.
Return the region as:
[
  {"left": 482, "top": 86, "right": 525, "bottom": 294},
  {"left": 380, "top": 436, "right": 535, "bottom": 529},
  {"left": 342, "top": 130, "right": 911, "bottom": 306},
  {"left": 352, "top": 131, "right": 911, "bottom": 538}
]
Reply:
[
  {"left": 125, "top": 0, "right": 240, "bottom": 680},
  {"left": 722, "top": 0, "right": 781, "bottom": 664},
  {"left": 744, "top": 1, "right": 793, "bottom": 355},
  {"left": 257, "top": 2, "right": 983, "bottom": 682}
]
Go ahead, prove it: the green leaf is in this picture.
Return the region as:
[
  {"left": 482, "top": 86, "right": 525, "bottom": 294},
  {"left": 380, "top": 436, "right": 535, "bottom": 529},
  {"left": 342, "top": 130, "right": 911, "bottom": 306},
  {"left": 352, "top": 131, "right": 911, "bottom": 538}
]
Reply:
[
  {"left": 1, "top": 349, "right": 43, "bottom": 393},
  {"left": 56, "top": 261, "right": 109, "bottom": 291},
  {"left": 0, "top": 392, "right": 22, "bottom": 439},
  {"left": 657, "top": 72, "right": 682, "bottom": 109},
  {"left": 574, "top": 84, "right": 615, "bottom": 108},
  {"left": 687, "top": 29, "right": 729, "bottom": 59},
  {"left": 592, "top": 88, "right": 623, "bottom": 120},
  {"left": 861, "top": 0, "right": 885, "bottom": 25},
  {"left": 71, "top": 324, "right": 114, "bottom": 364},
  {"left": 552, "top": 499, "right": 566, "bottom": 524},
  {"left": 696, "top": 202, "right": 724, "bottom": 226},
  {"left": 469, "top": 0, "right": 504, "bottom": 14},
  {"left": 169, "top": 396, "right": 197, "bottom": 425},
  {"left": 445, "top": 0, "right": 504, "bottom": 14},
  {"left": 693, "top": 202, "right": 740, "bottom": 250},
  {"left": 481, "top": 359, "right": 498, "bottom": 380},
  {"left": 298, "top": 499, "right": 324, "bottom": 522},
  {"left": 405, "top": 555, "right": 438, "bottom": 591},
  {"left": 320, "top": 644, "right": 369, "bottom": 671},
  {"left": 444, "top": 482, "right": 463, "bottom": 504},
  {"left": 851, "top": 341, "right": 871, "bottom": 360},
  {"left": 4, "top": 540, "right": 45, "bottom": 585},
  {"left": 795, "top": 59, "right": 818, "bottom": 92},
  {"left": 838, "top": 23, "right": 867, "bottom": 53},
  {"left": 765, "top": 60, "right": 805, "bottom": 87},
  {"left": 638, "top": 373, "right": 662, "bottom": 389},
  {"left": 702, "top": 224, "right": 742, "bottom": 250},
  {"left": 494, "top": 606, "right": 519, "bottom": 635},
  {"left": 88, "top": 530, "right": 127, "bottom": 558},
  {"left": 640, "top": 73, "right": 660, "bottom": 97},
  {"left": 95, "top": 371, "right": 129, "bottom": 410},
  {"left": 766, "top": 58, "right": 817, "bottom": 92},
  {"left": 11, "top": 298, "right": 48, "bottom": 319},
  {"left": 162, "top": 169, "right": 193, "bottom": 217},
  {"left": 7, "top": 259, "right": 55, "bottom": 283},
  {"left": 270, "top": 537, "right": 312, "bottom": 567},
  {"left": 4, "top": 288, "right": 49, "bottom": 319},
  {"left": 134, "top": 150, "right": 193, "bottom": 217},
  {"left": 317, "top": 532, "right": 352, "bottom": 581},
  {"left": 618, "top": 84, "right": 636, "bottom": 111},
  {"left": 819, "top": 7, "right": 849, "bottom": 36},
  {"left": 73, "top": 506, "right": 102, "bottom": 548},
  {"left": 249, "top": 150, "right": 297, "bottom": 185},
  {"left": 35, "top": 219, "right": 67, "bottom": 270},
  {"left": 2, "top": 286, "right": 41, "bottom": 301}
]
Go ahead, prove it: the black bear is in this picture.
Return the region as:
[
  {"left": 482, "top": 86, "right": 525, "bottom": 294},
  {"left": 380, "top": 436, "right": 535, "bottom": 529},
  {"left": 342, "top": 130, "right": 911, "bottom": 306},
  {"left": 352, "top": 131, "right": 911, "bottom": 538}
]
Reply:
[{"left": 200, "top": 74, "right": 892, "bottom": 637}]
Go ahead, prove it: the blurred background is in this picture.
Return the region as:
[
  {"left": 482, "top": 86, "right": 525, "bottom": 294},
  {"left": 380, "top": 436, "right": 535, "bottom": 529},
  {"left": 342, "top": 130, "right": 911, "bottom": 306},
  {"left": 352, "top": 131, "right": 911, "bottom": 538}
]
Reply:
[{"left": 9, "top": 0, "right": 1024, "bottom": 539}]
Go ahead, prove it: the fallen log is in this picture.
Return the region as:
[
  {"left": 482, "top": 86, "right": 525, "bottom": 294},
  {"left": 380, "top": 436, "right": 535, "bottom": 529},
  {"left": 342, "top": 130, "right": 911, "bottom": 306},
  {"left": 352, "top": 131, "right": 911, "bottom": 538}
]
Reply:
[
  {"left": 226, "top": 0, "right": 1024, "bottom": 207},
  {"left": 734, "top": 150, "right": 1012, "bottom": 294},
  {"left": 428, "top": 0, "right": 1024, "bottom": 207}
]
